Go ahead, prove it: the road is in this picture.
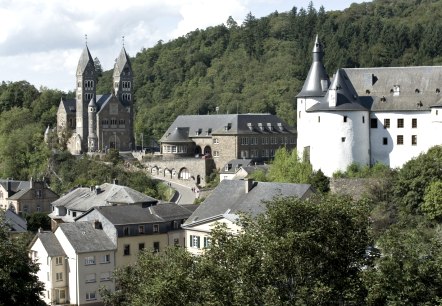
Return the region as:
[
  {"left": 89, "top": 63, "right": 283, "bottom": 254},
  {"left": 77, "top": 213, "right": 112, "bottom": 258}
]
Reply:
[{"left": 153, "top": 177, "right": 197, "bottom": 205}]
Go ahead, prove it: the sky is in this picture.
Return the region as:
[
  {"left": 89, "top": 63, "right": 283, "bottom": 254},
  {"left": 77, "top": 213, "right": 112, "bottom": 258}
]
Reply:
[{"left": 0, "top": 0, "right": 368, "bottom": 92}]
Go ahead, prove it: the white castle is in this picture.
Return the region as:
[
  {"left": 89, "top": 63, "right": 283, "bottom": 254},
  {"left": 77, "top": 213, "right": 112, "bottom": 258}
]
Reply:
[{"left": 297, "top": 36, "right": 442, "bottom": 176}]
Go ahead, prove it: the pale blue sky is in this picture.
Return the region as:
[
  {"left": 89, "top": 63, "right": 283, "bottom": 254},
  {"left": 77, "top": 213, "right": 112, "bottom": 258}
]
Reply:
[{"left": 0, "top": 0, "right": 369, "bottom": 91}]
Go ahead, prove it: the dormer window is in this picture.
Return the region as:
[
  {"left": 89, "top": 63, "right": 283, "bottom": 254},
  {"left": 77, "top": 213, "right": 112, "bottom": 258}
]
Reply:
[{"left": 393, "top": 85, "right": 400, "bottom": 96}]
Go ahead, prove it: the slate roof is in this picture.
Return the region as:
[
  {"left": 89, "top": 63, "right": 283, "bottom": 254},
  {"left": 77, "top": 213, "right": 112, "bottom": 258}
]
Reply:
[
  {"left": 51, "top": 183, "right": 158, "bottom": 212},
  {"left": 114, "top": 47, "right": 132, "bottom": 75},
  {"left": 183, "top": 180, "right": 313, "bottom": 226},
  {"left": 160, "top": 114, "right": 295, "bottom": 143},
  {"left": 220, "top": 159, "right": 253, "bottom": 174},
  {"left": 343, "top": 66, "right": 442, "bottom": 111},
  {"left": 58, "top": 221, "right": 116, "bottom": 253},
  {"left": 7, "top": 188, "right": 30, "bottom": 200},
  {"left": 5, "top": 209, "right": 27, "bottom": 232},
  {"left": 0, "top": 179, "right": 30, "bottom": 193},
  {"left": 59, "top": 98, "right": 76, "bottom": 113},
  {"left": 297, "top": 35, "right": 330, "bottom": 98},
  {"left": 84, "top": 203, "right": 194, "bottom": 225},
  {"left": 34, "top": 231, "right": 65, "bottom": 257},
  {"left": 76, "top": 46, "right": 94, "bottom": 75}
]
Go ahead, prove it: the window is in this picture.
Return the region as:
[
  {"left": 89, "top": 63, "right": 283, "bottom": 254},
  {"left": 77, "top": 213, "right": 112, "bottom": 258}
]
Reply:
[
  {"left": 240, "top": 150, "right": 249, "bottom": 158},
  {"left": 250, "top": 149, "right": 258, "bottom": 158},
  {"left": 213, "top": 138, "right": 219, "bottom": 144},
  {"left": 341, "top": 137, "right": 346, "bottom": 142},
  {"left": 85, "top": 273, "right": 96, "bottom": 283},
  {"left": 343, "top": 116, "right": 347, "bottom": 122},
  {"left": 299, "top": 111, "right": 301, "bottom": 119},
  {"left": 56, "top": 272, "right": 63, "bottom": 282},
  {"left": 270, "top": 137, "right": 277, "bottom": 144},
  {"left": 262, "top": 137, "right": 269, "bottom": 145},
  {"left": 270, "top": 149, "right": 275, "bottom": 157},
  {"left": 84, "top": 256, "right": 95, "bottom": 265},
  {"left": 412, "top": 118, "right": 417, "bottom": 128},
  {"left": 153, "top": 242, "right": 160, "bottom": 252},
  {"left": 110, "top": 118, "right": 118, "bottom": 125},
  {"left": 397, "top": 135, "right": 404, "bottom": 145},
  {"left": 370, "top": 118, "right": 378, "bottom": 128},
  {"left": 204, "top": 237, "right": 211, "bottom": 248},
  {"left": 100, "top": 272, "right": 111, "bottom": 281},
  {"left": 250, "top": 137, "right": 258, "bottom": 145},
  {"left": 213, "top": 150, "right": 219, "bottom": 157},
  {"left": 119, "top": 119, "right": 125, "bottom": 125},
  {"left": 397, "top": 118, "right": 404, "bottom": 128},
  {"left": 55, "top": 256, "right": 63, "bottom": 265},
  {"left": 138, "top": 225, "right": 144, "bottom": 234},
  {"left": 262, "top": 149, "right": 269, "bottom": 157},
  {"left": 362, "top": 116, "right": 365, "bottom": 123},
  {"left": 240, "top": 137, "right": 249, "bottom": 145},
  {"left": 384, "top": 118, "right": 390, "bottom": 128},
  {"left": 190, "top": 235, "right": 200, "bottom": 248},
  {"left": 318, "top": 116, "right": 321, "bottom": 123},
  {"left": 174, "top": 238, "right": 179, "bottom": 245},
  {"left": 59, "top": 289, "right": 65, "bottom": 300},
  {"left": 412, "top": 135, "right": 417, "bottom": 145},
  {"left": 102, "top": 119, "right": 109, "bottom": 125},
  {"left": 35, "top": 189, "right": 42, "bottom": 198},
  {"left": 123, "top": 226, "right": 129, "bottom": 236},
  {"left": 101, "top": 254, "right": 110, "bottom": 263},
  {"left": 153, "top": 224, "right": 159, "bottom": 233},
  {"left": 86, "top": 292, "right": 96, "bottom": 301},
  {"left": 139, "top": 243, "right": 145, "bottom": 251},
  {"left": 123, "top": 244, "right": 130, "bottom": 256},
  {"left": 173, "top": 220, "right": 179, "bottom": 229},
  {"left": 383, "top": 137, "right": 388, "bottom": 145}
]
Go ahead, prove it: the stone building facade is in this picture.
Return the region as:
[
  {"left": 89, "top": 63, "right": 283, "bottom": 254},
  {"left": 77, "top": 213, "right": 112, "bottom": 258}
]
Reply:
[{"left": 57, "top": 45, "right": 134, "bottom": 154}]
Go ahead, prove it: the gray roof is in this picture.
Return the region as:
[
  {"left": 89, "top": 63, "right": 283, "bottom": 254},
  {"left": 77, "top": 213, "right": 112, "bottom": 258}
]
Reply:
[
  {"left": 343, "top": 66, "right": 442, "bottom": 111},
  {"left": 5, "top": 209, "right": 27, "bottom": 232},
  {"left": 160, "top": 114, "right": 295, "bottom": 143},
  {"left": 0, "top": 179, "right": 30, "bottom": 193},
  {"left": 59, "top": 98, "right": 76, "bottom": 113},
  {"left": 183, "top": 180, "right": 313, "bottom": 226},
  {"left": 76, "top": 46, "right": 94, "bottom": 75},
  {"left": 83, "top": 203, "right": 193, "bottom": 225},
  {"left": 114, "top": 47, "right": 132, "bottom": 75},
  {"left": 58, "top": 221, "right": 116, "bottom": 253},
  {"left": 34, "top": 231, "right": 65, "bottom": 257},
  {"left": 221, "top": 159, "right": 253, "bottom": 174},
  {"left": 297, "top": 35, "right": 330, "bottom": 98},
  {"left": 51, "top": 183, "right": 158, "bottom": 212}
]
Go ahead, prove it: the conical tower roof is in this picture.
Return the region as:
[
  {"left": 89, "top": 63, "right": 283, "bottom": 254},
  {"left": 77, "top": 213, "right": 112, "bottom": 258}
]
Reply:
[
  {"left": 76, "top": 46, "right": 94, "bottom": 75},
  {"left": 88, "top": 96, "right": 97, "bottom": 107},
  {"left": 297, "top": 35, "right": 329, "bottom": 97},
  {"left": 326, "top": 69, "right": 360, "bottom": 106},
  {"left": 114, "top": 47, "right": 132, "bottom": 75}
]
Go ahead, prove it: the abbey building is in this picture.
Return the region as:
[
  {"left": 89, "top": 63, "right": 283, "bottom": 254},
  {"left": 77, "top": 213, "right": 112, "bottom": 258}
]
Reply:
[
  {"left": 57, "top": 46, "right": 134, "bottom": 154},
  {"left": 297, "top": 36, "right": 442, "bottom": 176}
]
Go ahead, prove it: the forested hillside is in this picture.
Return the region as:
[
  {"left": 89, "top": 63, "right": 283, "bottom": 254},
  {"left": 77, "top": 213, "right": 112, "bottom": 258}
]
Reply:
[
  {"left": 95, "top": 0, "right": 442, "bottom": 142},
  {"left": 0, "top": 0, "right": 441, "bottom": 185}
]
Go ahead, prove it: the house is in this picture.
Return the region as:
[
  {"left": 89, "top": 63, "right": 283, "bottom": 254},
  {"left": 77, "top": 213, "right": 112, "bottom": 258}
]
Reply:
[
  {"left": 220, "top": 159, "right": 269, "bottom": 181},
  {"left": 182, "top": 179, "right": 314, "bottom": 255},
  {"left": 0, "top": 178, "right": 59, "bottom": 215},
  {"left": 57, "top": 45, "right": 134, "bottom": 154},
  {"left": 297, "top": 36, "right": 442, "bottom": 176},
  {"left": 146, "top": 113, "right": 296, "bottom": 186},
  {"left": 29, "top": 230, "right": 68, "bottom": 305},
  {"left": 49, "top": 182, "right": 158, "bottom": 230},
  {"left": 76, "top": 202, "right": 195, "bottom": 267}
]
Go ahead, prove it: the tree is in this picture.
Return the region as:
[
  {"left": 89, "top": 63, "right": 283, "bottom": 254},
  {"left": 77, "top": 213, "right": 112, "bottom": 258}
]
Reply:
[
  {"left": 0, "top": 211, "right": 45, "bottom": 305},
  {"left": 94, "top": 57, "right": 103, "bottom": 77},
  {"left": 268, "top": 147, "right": 312, "bottom": 183},
  {"left": 421, "top": 180, "right": 442, "bottom": 221},
  {"left": 26, "top": 212, "right": 51, "bottom": 232}
]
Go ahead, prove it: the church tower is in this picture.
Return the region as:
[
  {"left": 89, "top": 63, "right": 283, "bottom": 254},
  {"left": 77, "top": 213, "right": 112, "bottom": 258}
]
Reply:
[
  {"left": 75, "top": 45, "right": 96, "bottom": 151},
  {"left": 87, "top": 97, "right": 98, "bottom": 151},
  {"left": 113, "top": 46, "right": 134, "bottom": 149}
]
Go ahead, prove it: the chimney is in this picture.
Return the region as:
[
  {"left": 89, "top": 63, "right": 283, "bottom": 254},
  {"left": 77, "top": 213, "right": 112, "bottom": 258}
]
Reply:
[
  {"left": 30, "top": 177, "right": 33, "bottom": 189},
  {"left": 245, "top": 179, "right": 254, "bottom": 193},
  {"left": 113, "top": 179, "right": 118, "bottom": 185},
  {"left": 95, "top": 186, "right": 101, "bottom": 194}
]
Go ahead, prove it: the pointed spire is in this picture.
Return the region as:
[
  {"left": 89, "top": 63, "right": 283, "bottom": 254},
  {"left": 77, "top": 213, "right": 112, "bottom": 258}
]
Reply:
[
  {"left": 76, "top": 44, "right": 94, "bottom": 75},
  {"left": 114, "top": 46, "right": 132, "bottom": 75},
  {"left": 297, "top": 35, "right": 329, "bottom": 98}
]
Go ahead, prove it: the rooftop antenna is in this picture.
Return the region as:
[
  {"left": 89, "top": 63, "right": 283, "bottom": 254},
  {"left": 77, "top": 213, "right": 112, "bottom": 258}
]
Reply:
[
  {"left": 85, "top": 34, "right": 88, "bottom": 46},
  {"left": 122, "top": 35, "right": 125, "bottom": 47}
]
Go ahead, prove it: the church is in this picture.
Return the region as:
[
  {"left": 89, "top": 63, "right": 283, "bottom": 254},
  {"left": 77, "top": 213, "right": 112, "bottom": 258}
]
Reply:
[
  {"left": 297, "top": 36, "right": 442, "bottom": 176},
  {"left": 57, "top": 45, "right": 134, "bottom": 154}
]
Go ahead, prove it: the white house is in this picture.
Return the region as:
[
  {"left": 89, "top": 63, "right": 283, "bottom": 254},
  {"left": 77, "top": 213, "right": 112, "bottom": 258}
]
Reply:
[
  {"left": 297, "top": 35, "right": 442, "bottom": 176},
  {"left": 182, "top": 179, "right": 314, "bottom": 255}
]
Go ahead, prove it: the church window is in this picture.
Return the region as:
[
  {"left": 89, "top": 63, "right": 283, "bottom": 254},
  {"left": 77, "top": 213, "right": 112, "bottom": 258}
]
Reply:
[
  {"left": 370, "top": 118, "right": 378, "bottom": 128},
  {"left": 119, "top": 119, "right": 125, "bottom": 125},
  {"left": 397, "top": 135, "right": 404, "bottom": 145},
  {"left": 102, "top": 119, "right": 109, "bottom": 125},
  {"left": 412, "top": 135, "right": 417, "bottom": 146},
  {"left": 412, "top": 118, "right": 417, "bottom": 128},
  {"left": 343, "top": 116, "right": 347, "bottom": 122},
  {"left": 397, "top": 118, "right": 404, "bottom": 128},
  {"left": 110, "top": 119, "right": 117, "bottom": 125},
  {"left": 383, "top": 137, "right": 388, "bottom": 145},
  {"left": 384, "top": 118, "right": 390, "bottom": 128},
  {"left": 84, "top": 80, "right": 94, "bottom": 90},
  {"left": 85, "top": 93, "right": 93, "bottom": 101}
]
